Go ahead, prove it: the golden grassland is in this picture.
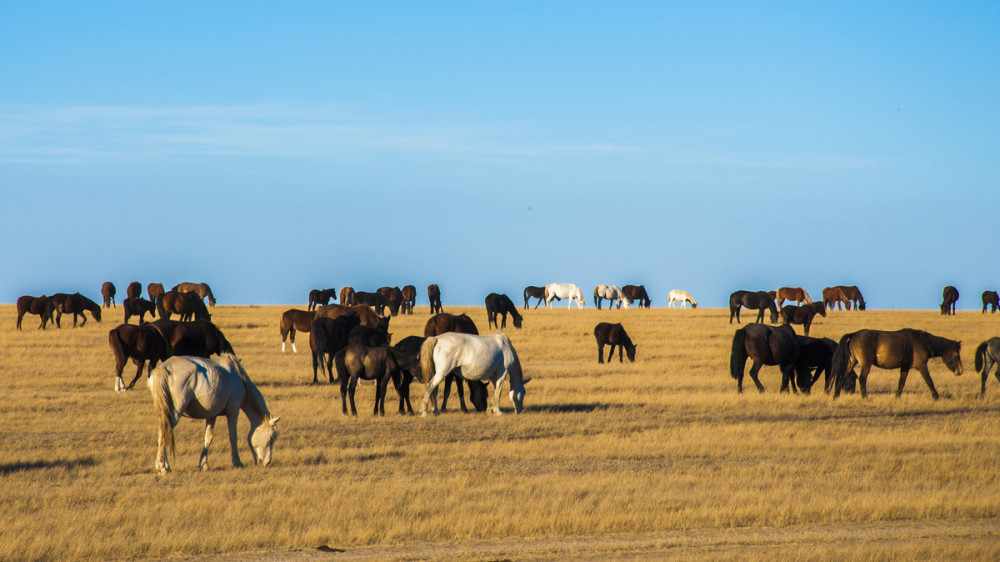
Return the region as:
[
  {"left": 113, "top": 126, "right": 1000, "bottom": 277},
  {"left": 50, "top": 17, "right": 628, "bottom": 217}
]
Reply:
[{"left": 1, "top": 302, "right": 999, "bottom": 560}]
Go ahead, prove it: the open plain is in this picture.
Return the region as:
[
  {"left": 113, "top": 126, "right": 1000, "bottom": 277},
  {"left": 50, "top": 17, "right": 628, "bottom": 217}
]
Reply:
[{"left": 1, "top": 302, "right": 999, "bottom": 560}]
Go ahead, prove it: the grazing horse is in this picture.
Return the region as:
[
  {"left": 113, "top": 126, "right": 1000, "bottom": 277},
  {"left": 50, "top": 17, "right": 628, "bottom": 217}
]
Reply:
[
  {"left": 123, "top": 297, "right": 157, "bottom": 324},
  {"left": 148, "top": 354, "right": 279, "bottom": 473},
  {"left": 157, "top": 291, "right": 211, "bottom": 322},
  {"left": 835, "top": 285, "right": 866, "bottom": 310},
  {"left": 109, "top": 323, "right": 170, "bottom": 391},
  {"left": 667, "top": 290, "right": 697, "bottom": 309},
  {"left": 427, "top": 284, "right": 443, "bottom": 314},
  {"left": 315, "top": 304, "right": 385, "bottom": 330},
  {"left": 523, "top": 286, "right": 547, "bottom": 309},
  {"left": 355, "top": 291, "right": 388, "bottom": 315},
  {"left": 982, "top": 291, "right": 999, "bottom": 314},
  {"left": 51, "top": 293, "right": 102, "bottom": 328},
  {"left": 594, "top": 322, "right": 636, "bottom": 363},
  {"left": 334, "top": 345, "right": 404, "bottom": 416},
  {"left": 339, "top": 286, "right": 356, "bottom": 306},
  {"left": 423, "top": 312, "right": 485, "bottom": 412},
  {"left": 126, "top": 281, "right": 142, "bottom": 300},
  {"left": 171, "top": 282, "right": 216, "bottom": 307},
  {"left": 775, "top": 287, "right": 812, "bottom": 307},
  {"left": 830, "top": 329, "right": 963, "bottom": 400},
  {"left": 309, "top": 315, "right": 360, "bottom": 384},
  {"left": 593, "top": 285, "right": 628, "bottom": 310},
  {"left": 148, "top": 319, "right": 234, "bottom": 358},
  {"left": 545, "top": 283, "right": 585, "bottom": 309},
  {"left": 822, "top": 287, "right": 849, "bottom": 310},
  {"left": 102, "top": 282, "right": 117, "bottom": 308},
  {"left": 308, "top": 288, "right": 337, "bottom": 311},
  {"left": 621, "top": 285, "right": 651, "bottom": 308},
  {"left": 974, "top": 338, "right": 1000, "bottom": 396},
  {"left": 279, "top": 309, "right": 315, "bottom": 352},
  {"left": 730, "top": 323, "right": 801, "bottom": 393},
  {"left": 389, "top": 336, "right": 424, "bottom": 414},
  {"left": 794, "top": 336, "right": 840, "bottom": 394},
  {"left": 485, "top": 293, "right": 523, "bottom": 329},
  {"left": 419, "top": 332, "right": 529, "bottom": 415},
  {"left": 147, "top": 282, "right": 165, "bottom": 302},
  {"left": 729, "top": 290, "right": 778, "bottom": 324},
  {"left": 779, "top": 302, "right": 827, "bottom": 336},
  {"left": 401, "top": 285, "right": 417, "bottom": 314},
  {"left": 940, "top": 285, "right": 959, "bottom": 315},
  {"left": 378, "top": 286, "right": 403, "bottom": 316},
  {"left": 16, "top": 295, "right": 54, "bottom": 330}
]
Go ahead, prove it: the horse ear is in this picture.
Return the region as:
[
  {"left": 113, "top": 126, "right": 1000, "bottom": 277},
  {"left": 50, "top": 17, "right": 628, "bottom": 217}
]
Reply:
[{"left": 271, "top": 416, "right": 280, "bottom": 425}]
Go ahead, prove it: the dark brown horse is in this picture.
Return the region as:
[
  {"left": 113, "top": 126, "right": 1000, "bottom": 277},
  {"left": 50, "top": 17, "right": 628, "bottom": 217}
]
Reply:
[
  {"left": 15, "top": 295, "right": 54, "bottom": 330},
  {"left": 148, "top": 319, "right": 234, "bottom": 358},
  {"left": 315, "top": 304, "right": 385, "bottom": 330},
  {"left": 377, "top": 286, "right": 403, "bottom": 316},
  {"left": 485, "top": 293, "right": 523, "bottom": 329},
  {"left": 974, "top": 338, "right": 1000, "bottom": 396},
  {"left": 339, "top": 286, "right": 356, "bottom": 306},
  {"left": 795, "top": 336, "right": 844, "bottom": 394},
  {"left": 779, "top": 302, "right": 827, "bottom": 336},
  {"left": 423, "top": 312, "right": 486, "bottom": 412},
  {"left": 109, "top": 323, "right": 170, "bottom": 391},
  {"left": 774, "top": 287, "right": 812, "bottom": 307},
  {"left": 388, "top": 336, "right": 424, "bottom": 414},
  {"left": 401, "top": 285, "right": 417, "bottom": 314},
  {"left": 594, "top": 322, "right": 636, "bottom": 364},
  {"left": 279, "top": 308, "right": 315, "bottom": 352},
  {"left": 621, "top": 284, "right": 651, "bottom": 308},
  {"left": 981, "top": 290, "right": 999, "bottom": 314},
  {"left": 730, "top": 323, "right": 801, "bottom": 393},
  {"left": 729, "top": 290, "right": 778, "bottom": 324},
  {"left": 123, "top": 297, "right": 157, "bottom": 324},
  {"left": 348, "top": 325, "right": 392, "bottom": 347},
  {"left": 126, "top": 281, "right": 142, "bottom": 300},
  {"left": 836, "top": 285, "right": 866, "bottom": 310},
  {"left": 310, "top": 315, "right": 361, "bottom": 384},
  {"left": 427, "top": 284, "right": 443, "bottom": 314},
  {"left": 355, "top": 290, "right": 388, "bottom": 314},
  {"left": 147, "top": 282, "right": 165, "bottom": 302},
  {"left": 171, "top": 282, "right": 216, "bottom": 307},
  {"left": 523, "top": 286, "right": 547, "bottom": 309},
  {"left": 940, "top": 285, "right": 959, "bottom": 315},
  {"left": 51, "top": 293, "right": 102, "bottom": 328},
  {"left": 101, "top": 282, "right": 117, "bottom": 308},
  {"left": 157, "top": 291, "right": 211, "bottom": 322},
  {"left": 308, "top": 288, "right": 337, "bottom": 311},
  {"left": 334, "top": 345, "right": 405, "bottom": 416},
  {"left": 830, "top": 329, "right": 963, "bottom": 399}
]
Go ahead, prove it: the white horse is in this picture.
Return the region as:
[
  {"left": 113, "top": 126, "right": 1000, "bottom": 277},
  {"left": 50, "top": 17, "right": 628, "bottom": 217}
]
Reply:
[
  {"left": 418, "top": 332, "right": 529, "bottom": 415},
  {"left": 668, "top": 290, "right": 698, "bottom": 309},
  {"left": 148, "top": 354, "right": 280, "bottom": 474},
  {"left": 593, "top": 284, "right": 629, "bottom": 309},
  {"left": 545, "top": 283, "right": 586, "bottom": 309}
]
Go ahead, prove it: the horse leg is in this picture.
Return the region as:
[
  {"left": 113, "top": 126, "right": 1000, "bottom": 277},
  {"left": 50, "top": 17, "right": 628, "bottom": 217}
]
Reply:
[
  {"left": 617, "top": 344, "right": 623, "bottom": 363},
  {"left": 340, "top": 377, "right": 350, "bottom": 414},
  {"left": 348, "top": 376, "right": 359, "bottom": 415},
  {"left": 311, "top": 351, "right": 320, "bottom": 384},
  {"left": 126, "top": 359, "right": 146, "bottom": 390},
  {"left": 199, "top": 417, "right": 217, "bottom": 471},
  {"left": 491, "top": 377, "right": 506, "bottom": 415},
  {"left": 441, "top": 375, "right": 453, "bottom": 411},
  {"left": 225, "top": 411, "right": 244, "bottom": 468},
  {"left": 747, "top": 361, "right": 766, "bottom": 393},
  {"left": 455, "top": 377, "right": 469, "bottom": 412},
  {"left": 858, "top": 364, "right": 872, "bottom": 398},
  {"left": 912, "top": 364, "right": 939, "bottom": 400},
  {"left": 597, "top": 342, "right": 605, "bottom": 364},
  {"left": 290, "top": 329, "right": 297, "bottom": 353},
  {"left": 501, "top": 313, "right": 507, "bottom": 329},
  {"left": 155, "top": 424, "right": 170, "bottom": 474},
  {"left": 803, "top": 319, "right": 811, "bottom": 337}
]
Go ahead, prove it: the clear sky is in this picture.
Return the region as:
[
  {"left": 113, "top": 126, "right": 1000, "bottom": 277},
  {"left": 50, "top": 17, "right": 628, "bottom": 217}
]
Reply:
[{"left": 2, "top": 2, "right": 997, "bottom": 308}]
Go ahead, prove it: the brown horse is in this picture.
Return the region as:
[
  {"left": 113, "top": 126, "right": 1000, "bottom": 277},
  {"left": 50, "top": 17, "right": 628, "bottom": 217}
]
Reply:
[
  {"left": 427, "top": 284, "right": 443, "bottom": 314},
  {"left": 279, "top": 308, "right": 315, "bottom": 352},
  {"left": 940, "top": 285, "right": 959, "bottom": 315},
  {"left": 779, "top": 302, "right": 827, "bottom": 336},
  {"left": 123, "top": 297, "right": 157, "bottom": 324},
  {"left": 308, "top": 288, "right": 337, "bottom": 311},
  {"left": 822, "top": 286, "right": 850, "bottom": 310},
  {"left": 51, "top": 293, "right": 102, "bottom": 328},
  {"left": 594, "top": 322, "right": 636, "bottom": 363},
  {"left": 334, "top": 345, "right": 405, "bottom": 416},
  {"left": 981, "top": 290, "right": 999, "bottom": 314},
  {"left": 16, "top": 295, "right": 54, "bottom": 330},
  {"left": 730, "top": 323, "right": 801, "bottom": 394},
  {"left": 126, "top": 281, "right": 142, "bottom": 300},
  {"left": 101, "top": 282, "right": 117, "bottom": 308},
  {"left": 833, "top": 285, "right": 866, "bottom": 310},
  {"left": 310, "top": 315, "right": 361, "bottom": 384},
  {"left": 775, "top": 287, "right": 812, "bottom": 307},
  {"left": 109, "top": 323, "right": 170, "bottom": 391},
  {"left": 401, "top": 285, "right": 417, "bottom": 314},
  {"left": 171, "top": 282, "right": 216, "bottom": 307},
  {"left": 147, "top": 282, "right": 165, "bottom": 302},
  {"left": 315, "top": 304, "right": 385, "bottom": 330},
  {"left": 423, "top": 312, "right": 486, "bottom": 412},
  {"left": 830, "top": 329, "right": 963, "bottom": 399},
  {"left": 339, "top": 286, "right": 356, "bottom": 306},
  {"left": 376, "top": 286, "right": 403, "bottom": 316},
  {"left": 158, "top": 291, "right": 211, "bottom": 321},
  {"left": 621, "top": 284, "right": 651, "bottom": 308},
  {"left": 148, "top": 319, "right": 234, "bottom": 358}
]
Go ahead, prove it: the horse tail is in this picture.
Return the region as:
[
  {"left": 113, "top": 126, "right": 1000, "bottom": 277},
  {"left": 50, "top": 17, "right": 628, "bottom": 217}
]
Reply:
[
  {"left": 333, "top": 346, "right": 348, "bottom": 384},
  {"left": 802, "top": 289, "right": 812, "bottom": 304},
  {"left": 206, "top": 284, "right": 216, "bottom": 307},
  {"left": 148, "top": 365, "right": 176, "bottom": 465},
  {"left": 975, "top": 341, "right": 989, "bottom": 372},
  {"left": 108, "top": 328, "right": 128, "bottom": 373},
  {"left": 419, "top": 337, "right": 438, "bottom": 384},
  {"left": 829, "top": 332, "right": 856, "bottom": 395},
  {"left": 730, "top": 328, "right": 747, "bottom": 380}
]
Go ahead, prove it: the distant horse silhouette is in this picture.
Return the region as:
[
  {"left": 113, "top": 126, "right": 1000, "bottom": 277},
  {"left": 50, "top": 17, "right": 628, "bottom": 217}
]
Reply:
[
  {"left": 147, "top": 282, "right": 165, "bottom": 302},
  {"left": 123, "top": 297, "right": 157, "bottom": 324},
  {"left": 523, "top": 286, "right": 547, "bottom": 309},
  {"left": 148, "top": 319, "right": 234, "bottom": 358},
  {"left": 16, "top": 295, "right": 54, "bottom": 330},
  {"left": 424, "top": 312, "right": 486, "bottom": 412},
  {"left": 485, "top": 293, "right": 523, "bottom": 329},
  {"left": 308, "top": 288, "right": 337, "bottom": 311},
  {"left": 779, "top": 302, "right": 827, "bottom": 336},
  {"left": 377, "top": 286, "right": 403, "bottom": 316},
  {"left": 279, "top": 308, "right": 315, "bottom": 352},
  {"left": 355, "top": 291, "right": 388, "bottom": 315},
  {"left": 974, "top": 338, "right": 1000, "bottom": 396},
  {"left": 593, "top": 285, "right": 627, "bottom": 309},
  {"left": 419, "top": 332, "right": 528, "bottom": 415},
  {"left": 334, "top": 345, "right": 404, "bottom": 416},
  {"left": 401, "top": 285, "right": 417, "bottom": 314},
  {"left": 171, "top": 282, "right": 216, "bottom": 307},
  {"left": 126, "top": 281, "right": 142, "bottom": 300},
  {"left": 109, "top": 323, "right": 170, "bottom": 391},
  {"left": 830, "top": 329, "right": 963, "bottom": 399},
  {"left": 621, "top": 285, "right": 651, "bottom": 308},
  {"left": 427, "top": 284, "right": 443, "bottom": 314},
  {"left": 940, "top": 285, "right": 959, "bottom": 315},
  {"left": 822, "top": 286, "right": 849, "bottom": 310},
  {"left": 729, "top": 290, "right": 778, "bottom": 324},
  {"left": 157, "top": 291, "right": 210, "bottom": 322},
  {"left": 51, "top": 293, "right": 102, "bottom": 328},
  {"left": 667, "top": 290, "right": 697, "bottom": 309},
  {"left": 310, "top": 315, "right": 361, "bottom": 384},
  {"left": 982, "top": 290, "right": 999, "bottom": 314},
  {"left": 594, "top": 322, "right": 636, "bottom": 363},
  {"left": 775, "top": 287, "right": 812, "bottom": 307},
  {"left": 101, "top": 282, "right": 117, "bottom": 308},
  {"left": 828, "top": 285, "right": 866, "bottom": 310},
  {"left": 545, "top": 283, "right": 586, "bottom": 309},
  {"left": 315, "top": 304, "right": 385, "bottom": 330},
  {"left": 339, "top": 286, "right": 356, "bottom": 306},
  {"left": 730, "top": 323, "right": 801, "bottom": 393}
]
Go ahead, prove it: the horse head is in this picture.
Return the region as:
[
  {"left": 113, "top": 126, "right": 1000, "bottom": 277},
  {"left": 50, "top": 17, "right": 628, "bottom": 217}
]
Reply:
[
  {"left": 508, "top": 378, "right": 529, "bottom": 414},
  {"left": 250, "top": 417, "right": 280, "bottom": 466},
  {"left": 944, "top": 342, "right": 963, "bottom": 376}
]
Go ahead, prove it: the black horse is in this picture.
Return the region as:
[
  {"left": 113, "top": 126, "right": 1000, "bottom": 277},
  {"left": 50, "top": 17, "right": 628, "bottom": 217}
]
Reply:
[
  {"left": 778, "top": 302, "right": 827, "bottom": 336},
  {"left": 334, "top": 345, "right": 404, "bottom": 416},
  {"left": 485, "top": 293, "right": 523, "bottom": 329},
  {"left": 310, "top": 315, "right": 361, "bottom": 384},
  {"left": 621, "top": 285, "right": 651, "bottom": 308},
  {"left": 348, "top": 324, "right": 392, "bottom": 347},
  {"left": 147, "top": 319, "right": 234, "bottom": 358},
  {"left": 794, "top": 336, "right": 839, "bottom": 394},
  {"left": 354, "top": 291, "right": 388, "bottom": 315},
  {"left": 730, "top": 323, "right": 801, "bottom": 393},
  {"left": 729, "top": 290, "right": 778, "bottom": 324},
  {"left": 123, "top": 297, "right": 157, "bottom": 324},
  {"left": 940, "top": 285, "right": 959, "bottom": 315},
  {"left": 982, "top": 291, "right": 999, "bottom": 314},
  {"left": 308, "top": 288, "right": 337, "bottom": 311},
  {"left": 594, "top": 322, "right": 636, "bottom": 364},
  {"left": 522, "top": 286, "right": 547, "bottom": 309}
]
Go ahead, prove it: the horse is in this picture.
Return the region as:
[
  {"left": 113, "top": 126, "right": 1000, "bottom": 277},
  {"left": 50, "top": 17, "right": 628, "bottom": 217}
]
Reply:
[
  {"left": 982, "top": 290, "right": 999, "bottom": 314},
  {"left": 354, "top": 291, "right": 388, "bottom": 315},
  {"left": 423, "top": 312, "right": 486, "bottom": 412},
  {"left": 830, "top": 329, "right": 963, "bottom": 400},
  {"left": 836, "top": 285, "right": 866, "bottom": 310},
  {"left": 315, "top": 304, "right": 385, "bottom": 330},
  {"left": 309, "top": 315, "right": 361, "bottom": 384},
  {"left": 123, "top": 297, "right": 157, "bottom": 324},
  {"left": 382, "top": 286, "right": 403, "bottom": 316},
  {"left": 593, "top": 285, "right": 628, "bottom": 310},
  {"left": 339, "top": 286, "right": 356, "bottom": 306},
  {"left": 822, "top": 286, "right": 850, "bottom": 310},
  {"left": 621, "top": 285, "right": 651, "bottom": 308},
  {"left": 667, "top": 290, "right": 697, "bottom": 309},
  {"left": 15, "top": 295, "right": 54, "bottom": 330},
  {"left": 545, "top": 283, "right": 585, "bottom": 309},
  {"left": 171, "top": 282, "right": 216, "bottom": 307},
  {"left": 974, "top": 338, "right": 1000, "bottom": 396},
  {"left": 779, "top": 302, "right": 827, "bottom": 336},
  {"left": 729, "top": 290, "right": 778, "bottom": 324},
  {"left": 348, "top": 325, "right": 392, "bottom": 347},
  {"left": 794, "top": 336, "right": 841, "bottom": 394},
  {"left": 148, "top": 319, "right": 234, "bottom": 358},
  {"left": 594, "top": 322, "right": 636, "bottom": 363},
  {"left": 418, "top": 332, "right": 529, "bottom": 415},
  {"left": 307, "top": 288, "right": 337, "bottom": 311},
  {"left": 940, "top": 285, "right": 959, "bottom": 315},
  {"left": 109, "top": 323, "right": 170, "bottom": 391},
  {"left": 334, "top": 345, "right": 405, "bottom": 416},
  {"left": 126, "top": 281, "right": 142, "bottom": 300},
  {"left": 427, "top": 284, "right": 443, "bottom": 314},
  {"left": 51, "top": 292, "right": 102, "bottom": 328},
  {"left": 147, "top": 282, "right": 165, "bottom": 302},
  {"left": 485, "top": 293, "right": 523, "bottom": 329},
  {"left": 101, "top": 282, "right": 117, "bottom": 308},
  {"left": 775, "top": 287, "right": 812, "bottom": 307},
  {"left": 148, "top": 354, "right": 279, "bottom": 474},
  {"left": 157, "top": 291, "right": 211, "bottom": 322},
  {"left": 401, "top": 285, "right": 417, "bottom": 314},
  {"left": 523, "top": 286, "right": 547, "bottom": 309},
  {"left": 729, "top": 323, "right": 801, "bottom": 393},
  {"left": 279, "top": 309, "right": 315, "bottom": 352}
]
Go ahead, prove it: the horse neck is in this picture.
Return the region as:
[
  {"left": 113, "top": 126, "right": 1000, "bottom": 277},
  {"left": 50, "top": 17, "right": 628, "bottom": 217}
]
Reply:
[{"left": 925, "top": 333, "right": 956, "bottom": 358}]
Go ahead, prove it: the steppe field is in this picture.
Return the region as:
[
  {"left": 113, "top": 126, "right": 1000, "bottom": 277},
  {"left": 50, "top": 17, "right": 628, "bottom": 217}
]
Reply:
[{"left": 2, "top": 302, "right": 999, "bottom": 560}]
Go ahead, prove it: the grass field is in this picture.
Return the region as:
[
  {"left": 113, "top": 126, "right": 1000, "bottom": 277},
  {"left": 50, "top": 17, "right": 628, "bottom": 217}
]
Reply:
[{"left": 1, "top": 303, "right": 999, "bottom": 560}]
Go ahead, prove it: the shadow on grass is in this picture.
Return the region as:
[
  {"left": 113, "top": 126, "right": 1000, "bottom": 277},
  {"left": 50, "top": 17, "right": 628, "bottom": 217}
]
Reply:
[
  {"left": 529, "top": 403, "right": 608, "bottom": 414},
  {"left": 1, "top": 457, "right": 97, "bottom": 475}
]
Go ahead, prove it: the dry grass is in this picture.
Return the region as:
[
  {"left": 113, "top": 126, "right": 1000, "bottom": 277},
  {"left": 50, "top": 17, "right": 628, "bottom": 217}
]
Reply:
[{"left": 1, "top": 303, "right": 999, "bottom": 560}]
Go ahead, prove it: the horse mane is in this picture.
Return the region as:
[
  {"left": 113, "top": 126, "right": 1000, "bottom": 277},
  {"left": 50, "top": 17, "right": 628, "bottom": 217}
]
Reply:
[
  {"left": 921, "top": 331, "right": 960, "bottom": 358},
  {"left": 225, "top": 354, "right": 271, "bottom": 419}
]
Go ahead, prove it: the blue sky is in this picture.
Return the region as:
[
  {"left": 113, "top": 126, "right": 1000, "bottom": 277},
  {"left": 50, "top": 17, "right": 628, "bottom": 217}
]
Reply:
[{"left": 2, "top": 2, "right": 997, "bottom": 308}]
